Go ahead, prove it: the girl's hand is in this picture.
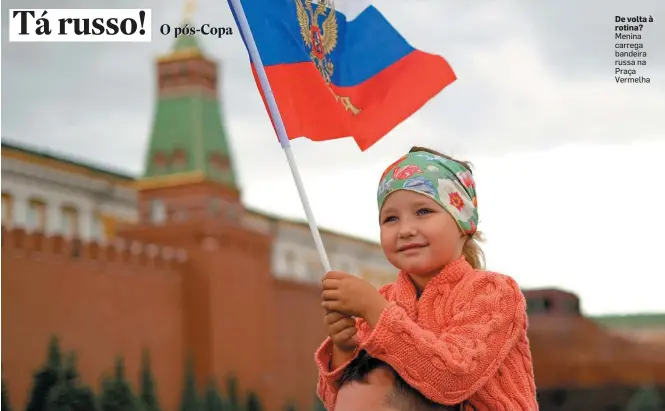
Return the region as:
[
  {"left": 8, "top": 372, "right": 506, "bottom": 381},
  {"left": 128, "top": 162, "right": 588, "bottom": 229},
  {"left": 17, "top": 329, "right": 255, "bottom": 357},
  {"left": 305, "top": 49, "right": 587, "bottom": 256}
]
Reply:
[
  {"left": 321, "top": 271, "right": 389, "bottom": 327},
  {"left": 324, "top": 311, "right": 357, "bottom": 352}
]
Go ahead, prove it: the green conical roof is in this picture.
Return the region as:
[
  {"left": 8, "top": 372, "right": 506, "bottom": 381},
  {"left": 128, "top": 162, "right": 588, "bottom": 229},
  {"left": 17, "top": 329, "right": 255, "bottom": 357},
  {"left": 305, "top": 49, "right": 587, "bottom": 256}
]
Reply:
[
  {"left": 173, "top": 19, "right": 202, "bottom": 52},
  {"left": 173, "top": 32, "right": 201, "bottom": 52},
  {"left": 144, "top": 95, "right": 237, "bottom": 186}
]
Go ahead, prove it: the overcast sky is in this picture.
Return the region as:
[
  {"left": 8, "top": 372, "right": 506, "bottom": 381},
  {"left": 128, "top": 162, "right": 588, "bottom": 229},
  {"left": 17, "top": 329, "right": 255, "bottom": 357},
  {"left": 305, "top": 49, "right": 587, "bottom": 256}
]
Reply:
[{"left": 2, "top": 0, "right": 664, "bottom": 315}]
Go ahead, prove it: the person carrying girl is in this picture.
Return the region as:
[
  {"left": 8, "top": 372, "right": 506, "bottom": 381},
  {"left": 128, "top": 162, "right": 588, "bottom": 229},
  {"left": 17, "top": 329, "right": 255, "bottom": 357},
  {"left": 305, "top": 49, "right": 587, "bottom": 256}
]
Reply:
[{"left": 315, "top": 146, "right": 539, "bottom": 410}]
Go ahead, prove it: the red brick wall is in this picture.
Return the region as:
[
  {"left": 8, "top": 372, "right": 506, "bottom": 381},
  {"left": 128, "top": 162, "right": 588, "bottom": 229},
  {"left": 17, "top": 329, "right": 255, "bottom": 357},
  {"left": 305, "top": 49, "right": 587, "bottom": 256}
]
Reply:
[
  {"left": 7, "top": 221, "right": 664, "bottom": 411},
  {"left": 188, "top": 226, "right": 280, "bottom": 409},
  {"left": 115, "top": 217, "right": 327, "bottom": 411},
  {"left": 1, "top": 227, "right": 186, "bottom": 411},
  {"left": 272, "top": 279, "right": 327, "bottom": 410}
]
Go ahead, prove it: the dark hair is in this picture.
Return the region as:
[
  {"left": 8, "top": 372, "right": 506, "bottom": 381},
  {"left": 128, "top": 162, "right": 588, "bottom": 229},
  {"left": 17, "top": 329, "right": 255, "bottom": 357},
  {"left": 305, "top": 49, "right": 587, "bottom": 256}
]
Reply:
[
  {"left": 407, "top": 146, "right": 485, "bottom": 270},
  {"left": 339, "top": 350, "right": 473, "bottom": 411}
]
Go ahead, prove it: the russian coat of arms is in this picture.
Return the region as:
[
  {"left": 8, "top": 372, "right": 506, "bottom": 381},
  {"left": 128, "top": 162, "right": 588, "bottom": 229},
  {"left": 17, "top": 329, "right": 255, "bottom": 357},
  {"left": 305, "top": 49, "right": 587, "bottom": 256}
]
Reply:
[{"left": 295, "top": 0, "right": 361, "bottom": 114}]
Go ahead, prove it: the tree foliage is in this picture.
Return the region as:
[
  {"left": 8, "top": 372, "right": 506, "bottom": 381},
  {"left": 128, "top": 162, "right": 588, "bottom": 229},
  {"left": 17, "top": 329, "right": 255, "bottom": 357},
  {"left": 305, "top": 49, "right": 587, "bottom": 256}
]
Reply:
[
  {"left": 179, "top": 355, "right": 200, "bottom": 411},
  {"left": 24, "top": 337, "right": 99, "bottom": 411},
  {"left": 225, "top": 376, "right": 241, "bottom": 411},
  {"left": 139, "top": 349, "right": 161, "bottom": 411},
  {"left": 624, "top": 385, "right": 664, "bottom": 411},
  {"left": 246, "top": 391, "right": 263, "bottom": 411},
  {"left": 26, "top": 336, "right": 64, "bottom": 411},
  {"left": 202, "top": 379, "right": 225, "bottom": 411},
  {"left": 2, "top": 373, "right": 12, "bottom": 411},
  {"left": 99, "top": 357, "right": 143, "bottom": 411},
  {"left": 46, "top": 352, "right": 99, "bottom": 411},
  {"left": 12, "top": 337, "right": 277, "bottom": 411}
]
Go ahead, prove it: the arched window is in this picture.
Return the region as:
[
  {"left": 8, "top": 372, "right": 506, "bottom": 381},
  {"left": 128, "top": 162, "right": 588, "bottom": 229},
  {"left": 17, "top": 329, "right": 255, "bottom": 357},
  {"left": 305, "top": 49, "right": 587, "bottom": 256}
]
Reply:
[
  {"left": 27, "top": 197, "right": 47, "bottom": 231},
  {"left": 90, "top": 212, "right": 105, "bottom": 241},
  {"left": 283, "top": 248, "right": 307, "bottom": 279},
  {"left": 285, "top": 250, "right": 297, "bottom": 269},
  {"left": 59, "top": 205, "right": 79, "bottom": 238},
  {"left": 172, "top": 148, "right": 187, "bottom": 170},
  {"left": 209, "top": 152, "right": 230, "bottom": 172},
  {"left": 149, "top": 199, "right": 166, "bottom": 224},
  {"left": 153, "top": 151, "right": 168, "bottom": 171},
  {"left": 333, "top": 255, "right": 358, "bottom": 275}
]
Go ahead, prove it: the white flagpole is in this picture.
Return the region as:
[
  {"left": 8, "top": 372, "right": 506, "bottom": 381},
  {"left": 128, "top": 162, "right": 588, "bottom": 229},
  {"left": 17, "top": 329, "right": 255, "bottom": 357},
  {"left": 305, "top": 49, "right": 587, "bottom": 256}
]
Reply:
[{"left": 230, "top": 0, "right": 332, "bottom": 273}]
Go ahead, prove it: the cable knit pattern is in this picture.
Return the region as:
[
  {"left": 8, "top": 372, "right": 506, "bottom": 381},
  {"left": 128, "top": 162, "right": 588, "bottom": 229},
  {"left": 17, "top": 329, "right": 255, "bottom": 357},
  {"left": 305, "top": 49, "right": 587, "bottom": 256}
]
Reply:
[{"left": 315, "top": 257, "right": 538, "bottom": 411}]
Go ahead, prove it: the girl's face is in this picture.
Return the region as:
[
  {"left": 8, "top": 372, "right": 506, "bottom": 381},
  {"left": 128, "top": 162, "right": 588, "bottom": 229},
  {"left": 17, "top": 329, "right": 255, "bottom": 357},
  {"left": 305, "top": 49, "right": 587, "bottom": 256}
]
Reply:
[{"left": 379, "top": 190, "right": 465, "bottom": 280}]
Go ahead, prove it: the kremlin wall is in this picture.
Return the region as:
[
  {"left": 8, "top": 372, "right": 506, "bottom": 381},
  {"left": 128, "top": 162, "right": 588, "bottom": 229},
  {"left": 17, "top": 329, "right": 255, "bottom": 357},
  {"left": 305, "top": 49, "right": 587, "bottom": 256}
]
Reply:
[{"left": 2, "top": 21, "right": 665, "bottom": 411}]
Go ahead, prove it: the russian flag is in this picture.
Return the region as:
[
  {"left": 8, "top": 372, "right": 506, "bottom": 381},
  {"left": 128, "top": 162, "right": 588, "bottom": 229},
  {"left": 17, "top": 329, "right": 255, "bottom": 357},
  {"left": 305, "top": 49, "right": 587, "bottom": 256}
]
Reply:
[{"left": 228, "top": 0, "right": 456, "bottom": 151}]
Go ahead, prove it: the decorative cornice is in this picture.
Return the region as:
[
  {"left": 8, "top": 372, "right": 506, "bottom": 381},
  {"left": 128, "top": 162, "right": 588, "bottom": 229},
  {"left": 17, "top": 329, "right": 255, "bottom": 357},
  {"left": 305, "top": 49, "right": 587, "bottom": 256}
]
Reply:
[
  {"left": 158, "top": 86, "right": 218, "bottom": 99},
  {"left": 1, "top": 226, "right": 187, "bottom": 273},
  {"left": 157, "top": 49, "right": 204, "bottom": 63},
  {"left": 1, "top": 146, "right": 134, "bottom": 187},
  {"left": 134, "top": 170, "right": 207, "bottom": 191}
]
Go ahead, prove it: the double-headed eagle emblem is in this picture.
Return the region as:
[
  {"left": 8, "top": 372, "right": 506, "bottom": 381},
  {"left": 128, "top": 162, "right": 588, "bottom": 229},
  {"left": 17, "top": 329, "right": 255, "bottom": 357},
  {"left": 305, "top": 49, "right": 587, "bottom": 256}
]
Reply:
[
  {"left": 296, "top": 0, "right": 337, "bottom": 84},
  {"left": 295, "top": 0, "right": 361, "bottom": 115}
]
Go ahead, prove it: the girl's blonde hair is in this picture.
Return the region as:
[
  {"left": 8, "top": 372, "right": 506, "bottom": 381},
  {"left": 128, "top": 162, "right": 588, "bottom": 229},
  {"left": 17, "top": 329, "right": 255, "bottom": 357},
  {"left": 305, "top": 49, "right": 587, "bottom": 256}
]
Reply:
[{"left": 408, "top": 146, "right": 486, "bottom": 270}]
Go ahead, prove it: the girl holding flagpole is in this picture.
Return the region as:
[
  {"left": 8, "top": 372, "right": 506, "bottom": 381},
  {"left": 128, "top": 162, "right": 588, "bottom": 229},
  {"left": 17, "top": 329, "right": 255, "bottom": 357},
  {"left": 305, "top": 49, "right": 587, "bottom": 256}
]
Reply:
[{"left": 315, "top": 147, "right": 538, "bottom": 411}]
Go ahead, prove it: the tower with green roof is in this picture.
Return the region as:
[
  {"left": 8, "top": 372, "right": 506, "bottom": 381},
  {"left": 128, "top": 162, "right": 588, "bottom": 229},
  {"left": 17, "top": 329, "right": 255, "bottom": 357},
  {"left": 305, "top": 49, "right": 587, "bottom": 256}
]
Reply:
[
  {"left": 143, "top": 21, "right": 237, "bottom": 186},
  {"left": 137, "top": 11, "right": 241, "bottom": 224}
]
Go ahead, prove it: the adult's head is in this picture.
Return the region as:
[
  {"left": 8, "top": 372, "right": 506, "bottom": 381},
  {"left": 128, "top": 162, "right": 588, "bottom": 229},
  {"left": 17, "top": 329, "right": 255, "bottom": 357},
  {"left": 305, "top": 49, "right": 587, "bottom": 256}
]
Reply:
[{"left": 335, "top": 350, "right": 470, "bottom": 411}]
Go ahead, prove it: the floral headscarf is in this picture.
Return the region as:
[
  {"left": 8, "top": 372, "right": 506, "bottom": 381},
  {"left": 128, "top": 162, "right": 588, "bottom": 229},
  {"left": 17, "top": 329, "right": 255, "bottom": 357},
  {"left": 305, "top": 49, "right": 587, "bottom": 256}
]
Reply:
[{"left": 377, "top": 151, "right": 478, "bottom": 235}]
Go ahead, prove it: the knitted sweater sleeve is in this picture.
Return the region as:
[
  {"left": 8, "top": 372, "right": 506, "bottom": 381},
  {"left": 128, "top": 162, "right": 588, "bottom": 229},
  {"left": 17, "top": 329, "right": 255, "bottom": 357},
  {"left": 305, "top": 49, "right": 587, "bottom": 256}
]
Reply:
[
  {"left": 361, "top": 273, "right": 527, "bottom": 405},
  {"left": 314, "top": 284, "right": 394, "bottom": 411},
  {"left": 313, "top": 331, "right": 360, "bottom": 411}
]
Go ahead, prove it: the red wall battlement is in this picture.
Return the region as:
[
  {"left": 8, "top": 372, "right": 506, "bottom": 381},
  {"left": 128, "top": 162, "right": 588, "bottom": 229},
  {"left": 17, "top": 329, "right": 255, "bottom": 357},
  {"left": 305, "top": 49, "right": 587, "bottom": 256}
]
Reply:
[
  {"left": 1, "top": 225, "right": 188, "bottom": 411},
  {"left": 1, "top": 226, "right": 188, "bottom": 274}
]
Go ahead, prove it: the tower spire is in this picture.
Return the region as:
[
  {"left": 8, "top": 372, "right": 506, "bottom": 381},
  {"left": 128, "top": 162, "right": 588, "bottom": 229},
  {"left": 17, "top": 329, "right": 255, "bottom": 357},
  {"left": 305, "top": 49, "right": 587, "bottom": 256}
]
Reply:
[
  {"left": 183, "top": 0, "right": 196, "bottom": 23},
  {"left": 171, "top": 0, "right": 202, "bottom": 53},
  {"left": 138, "top": 11, "right": 238, "bottom": 196}
]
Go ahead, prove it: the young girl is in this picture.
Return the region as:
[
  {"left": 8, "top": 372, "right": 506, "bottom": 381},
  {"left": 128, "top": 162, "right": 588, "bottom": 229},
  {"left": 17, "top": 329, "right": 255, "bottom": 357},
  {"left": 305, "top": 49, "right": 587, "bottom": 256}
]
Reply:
[{"left": 315, "top": 147, "right": 538, "bottom": 411}]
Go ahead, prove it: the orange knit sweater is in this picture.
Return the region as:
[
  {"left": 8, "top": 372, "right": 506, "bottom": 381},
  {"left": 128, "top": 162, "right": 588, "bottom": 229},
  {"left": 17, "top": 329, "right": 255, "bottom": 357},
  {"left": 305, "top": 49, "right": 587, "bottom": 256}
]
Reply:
[{"left": 315, "top": 257, "right": 539, "bottom": 411}]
